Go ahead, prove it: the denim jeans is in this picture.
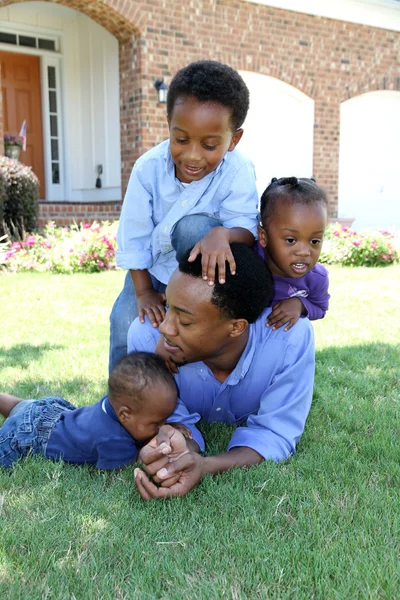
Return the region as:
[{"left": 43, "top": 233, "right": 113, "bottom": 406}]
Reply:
[
  {"left": 109, "top": 213, "right": 222, "bottom": 373},
  {"left": 0, "top": 397, "right": 76, "bottom": 469}
]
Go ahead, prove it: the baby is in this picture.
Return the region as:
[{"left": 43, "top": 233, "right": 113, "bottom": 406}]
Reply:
[{"left": 0, "top": 352, "right": 177, "bottom": 469}]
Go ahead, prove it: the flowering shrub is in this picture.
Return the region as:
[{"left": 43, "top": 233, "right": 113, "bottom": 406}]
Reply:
[
  {"left": 4, "top": 133, "right": 24, "bottom": 148},
  {"left": 0, "top": 156, "right": 39, "bottom": 236},
  {"left": 1, "top": 221, "right": 118, "bottom": 273},
  {"left": 320, "top": 223, "right": 399, "bottom": 267}
]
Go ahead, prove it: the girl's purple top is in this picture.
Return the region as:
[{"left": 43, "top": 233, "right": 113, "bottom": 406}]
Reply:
[{"left": 254, "top": 241, "right": 330, "bottom": 320}]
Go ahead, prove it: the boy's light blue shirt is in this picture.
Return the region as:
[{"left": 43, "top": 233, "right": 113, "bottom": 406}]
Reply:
[
  {"left": 127, "top": 308, "right": 315, "bottom": 462},
  {"left": 117, "top": 139, "right": 259, "bottom": 284}
]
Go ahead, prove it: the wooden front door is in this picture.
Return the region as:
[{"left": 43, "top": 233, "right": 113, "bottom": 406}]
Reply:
[{"left": 1, "top": 51, "right": 45, "bottom": 198}]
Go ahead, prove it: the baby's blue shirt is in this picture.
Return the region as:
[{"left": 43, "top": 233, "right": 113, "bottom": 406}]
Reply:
[{"left": 46, "top": 396, "right": 138, "bottom": 469}]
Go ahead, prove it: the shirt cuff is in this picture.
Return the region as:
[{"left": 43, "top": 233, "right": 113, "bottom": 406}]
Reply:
[
  {"left": 227, "top": 427, "right": 293, "bottom": 462},
  {"left": 116, "top": 249, "right": 153, "bottom": 270}
]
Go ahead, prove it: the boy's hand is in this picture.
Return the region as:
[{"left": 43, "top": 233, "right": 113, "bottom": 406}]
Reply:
[
  {"left": 188, "top": 227, "right": 235, "bottom": 285},
  {"left": 137, "top": 290, "right": 166, "bottom": 327},
  {"left": 266, "top": 298, "right": 305, "bottom": 331},
  {"left": 155, "top": 336, "right": 179, "bottom": 374}
]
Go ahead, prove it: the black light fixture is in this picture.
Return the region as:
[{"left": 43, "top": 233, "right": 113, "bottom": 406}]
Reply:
[{"left": 154, "top": 78, "right": 168, "bottom": 104}]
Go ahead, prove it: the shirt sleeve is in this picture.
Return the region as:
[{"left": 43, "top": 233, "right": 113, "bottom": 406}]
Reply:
[
  {"left": 300, "top": 267, "right": 330, "bottom": 320},
  {"left": 96, "top": 437, "right": 138, "bottom": 470},
  {"left": 227, "top": 321, "right": 315, "bottom": 461},
  {"left": 116, "top": 164, "right": 155, "bottom": 270},
  {"left": 166, "top": 399, "right": 205, "bottom": 453},
  {"left": 218, "top": 160, "right": 259, "bottom": 238}
]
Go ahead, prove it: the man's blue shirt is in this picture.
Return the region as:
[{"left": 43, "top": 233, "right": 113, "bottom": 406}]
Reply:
[
  {"left": 116, "top": 139, "right": 259, "bottom": 283},
  {"left": 128, "top": 308, "right": 315, "bottom": 461}
]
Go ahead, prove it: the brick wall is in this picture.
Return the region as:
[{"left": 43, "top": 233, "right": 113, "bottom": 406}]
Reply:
[
  {"left": 37, "top": 201, "right": 122, "bottom": 228},
  {"left": 0, "top": 0, "right": 399, "bottom": 225}
]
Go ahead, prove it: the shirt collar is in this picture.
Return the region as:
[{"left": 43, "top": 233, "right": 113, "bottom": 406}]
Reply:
[{"left": 101, "top": 395, "right": 119, "bottom": 422}]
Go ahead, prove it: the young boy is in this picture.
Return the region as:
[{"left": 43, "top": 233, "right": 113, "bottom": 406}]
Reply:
[
  {"left": 0, "top": 352, "right": 177, "bottom": 469},
  {"left": 256, "top": 176, "right": 330, "bottom": 331},
  {"left": 110, "top": 60, "right": 259, "bottom": 372}
]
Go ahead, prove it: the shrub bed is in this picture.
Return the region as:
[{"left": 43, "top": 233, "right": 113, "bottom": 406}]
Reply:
[
  {"left": 0, "top": 156, "right": 39, "bottom": 236},
  {"left": 320, "top": 223, "right": 399, "bottom": 267},
  {"left": 1, "top": 221, "right": 117, "bottom": 273}
]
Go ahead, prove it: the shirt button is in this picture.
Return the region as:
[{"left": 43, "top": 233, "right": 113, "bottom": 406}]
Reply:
[{"left": 216, "top": 407, "right": 221, "bottom": 412}]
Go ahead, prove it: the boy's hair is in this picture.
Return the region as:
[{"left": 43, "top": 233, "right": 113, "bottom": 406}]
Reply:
[
  {"left": 166, "top": 60, "right": 249, "bottom": 131},
  {"left": 260, "top": 177, "right": 328, "bottom": 226},
  {"left": 108, "top": 352, "right": 175, "bottom": 411},
  {"left": 178, "top": 243, "right": 273, "bottom": 323}
]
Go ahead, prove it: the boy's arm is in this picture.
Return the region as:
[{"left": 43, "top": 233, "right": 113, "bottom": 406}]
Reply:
[{"left": 116, "top": 166, "right": 155, "bottom": 271}]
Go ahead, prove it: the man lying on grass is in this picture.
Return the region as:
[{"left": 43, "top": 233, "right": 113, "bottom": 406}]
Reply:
[
  {"left": 0, "top": 352, "right": 177, "bottom": 469},
  {"left": 128, "top": 243, "right": 315, "bottom": 500}
]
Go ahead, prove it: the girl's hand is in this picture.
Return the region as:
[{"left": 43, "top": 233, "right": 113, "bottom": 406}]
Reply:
[
  {"left": 188, "top": 227, "right": 235, "bottom": 285},
  {"left": 266, "top": 298, "right": 305, "bottom": 331},
  {"left": 137, "top": 290, "right": 166, "bottom": 327}
]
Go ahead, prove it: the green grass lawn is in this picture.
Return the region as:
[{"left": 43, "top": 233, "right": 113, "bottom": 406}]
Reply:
[{"left": 1, "top": 266, "right": 399, "bottom": 599}]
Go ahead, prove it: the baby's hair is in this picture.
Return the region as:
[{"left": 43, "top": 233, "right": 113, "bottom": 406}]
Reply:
[
  {"left": 166, "top": 60, "right": 249, "bottom": 131},
  {"left": 108, "top": 351, "right": 176, "bottom": 412},
  {"left": 260, "top": 177, "right": 328, "bottom": 226}
]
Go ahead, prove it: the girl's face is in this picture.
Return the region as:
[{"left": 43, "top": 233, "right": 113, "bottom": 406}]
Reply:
[{"left": 258, "top": 200, "right": 327, "bottom": 279}]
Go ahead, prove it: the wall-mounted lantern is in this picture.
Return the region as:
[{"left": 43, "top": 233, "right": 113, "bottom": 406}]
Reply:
[{"left": 154, "top": 78, "right": 168, "bottom": 104}]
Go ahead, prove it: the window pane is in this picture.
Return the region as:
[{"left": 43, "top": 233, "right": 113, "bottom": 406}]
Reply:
[
  {"left": 50, "top": 115, "right": 58, "bottom": 137},
  {"left": 39, "top": 38, "right": 56, "bottom": 51},
  {"left": 52, "top": 162, "right": 60, "bottom": 184},
  {"left": 0, "top": 32, "right": 17, "bottom": 45},
  {"left": 51, "top": 139, "right": 59, "bottom": 161},
  {"left": 47, "top": 66, "right": 56, "bottom": 90},
  {"left": 19, "top": 35, "right": 36, "bottom": 48},
  {"left": 49, "top": 91, "right": 57, "bottom": 113}
]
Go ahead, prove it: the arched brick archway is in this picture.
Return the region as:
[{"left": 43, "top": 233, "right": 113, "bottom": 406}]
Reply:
[{"left": 0, "top": 0, "right": 145, "bottom": 194}]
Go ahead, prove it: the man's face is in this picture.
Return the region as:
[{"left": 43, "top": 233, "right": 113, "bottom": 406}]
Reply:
[
  {"left": 168, "top": 96, "right": 242, "bottom": 184},
  {"left": 159, "top": 271, "right": 235, "bottom": 366}
]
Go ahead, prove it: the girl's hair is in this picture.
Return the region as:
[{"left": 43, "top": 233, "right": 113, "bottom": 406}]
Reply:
[{"left": 260, "top": 177, "right": 328, "bottom": 226}]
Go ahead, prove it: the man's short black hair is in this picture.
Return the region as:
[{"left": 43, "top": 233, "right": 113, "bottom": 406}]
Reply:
[
  {"left": 178, "top": 243, "right": 273, "bottom": 323},
  {"left": 167, "top": 60, "right": 249, "bottom": 131},
  {"left": 108, "top": 352, "right": 176, "bottom": 411},
  {"left": 260, "top": 177, "right": 328, "bottom": 226}
]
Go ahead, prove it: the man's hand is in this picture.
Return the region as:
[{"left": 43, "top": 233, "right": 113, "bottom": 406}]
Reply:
[
  {"left": 137, "top": 290, "right": 166, "bottom": 327},
  {"left": 266, "top": 297, "right": 305, "bottom": 331},
  {"left": 134, "top": 452, "right": 205, "bottom": 500},
  {"left": 188, "top": 227, "right": 235, "bottom": 285},
  {"left": 138, "top": 424, "right": 190, "bottom": 486}
]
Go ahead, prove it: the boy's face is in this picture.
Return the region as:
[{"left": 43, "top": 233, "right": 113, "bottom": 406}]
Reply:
[
  {"left": 168, "top": 96, "right": 243, "bottom": 184},
  {"left": 119, "top": 382, "right": 177, "bottom": 442},
  {"left": 258, "top": 200, "right": 327, "bottom": 279}
]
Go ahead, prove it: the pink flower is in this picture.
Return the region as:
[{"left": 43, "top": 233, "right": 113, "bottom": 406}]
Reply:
[
  {"left": 26, "top": 235, "right": 36, "bottom": 246},
  {"left": 370, "top": 241, "right": 377, "bottom": 250},
  {"left": 97, "top": 261, "right": 104, "bottom": 268},
  {"left": 83, "top": 223, "right": 92, "bottom": 229},
  {"left": 334, "top": 231, "right": 340, "bottom": 237},
  {"left": 5, "top": 250, "right": 15, "bottom": 260},
  {"left": 342, "top": 226, "right": 348, "bottom": 232},
  {"left": 353, "top": 240, "right": 361, "bottom": 246},
  {"left": 381, "top": 254, "right": 387, "bottom": 260},
  {"left": 11, "top": 242, "right": 21, "bottom": 250}
]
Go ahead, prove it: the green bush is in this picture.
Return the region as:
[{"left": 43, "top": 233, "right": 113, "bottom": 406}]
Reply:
[
  {"left": 0, "top": 156, "right": 39, "bottom": 236},
  {"left": 320, "top": 223, "right": 399, "bottom": 267},
  {"left": 1, "top": 220, "right": 117, "bottom": 273}
]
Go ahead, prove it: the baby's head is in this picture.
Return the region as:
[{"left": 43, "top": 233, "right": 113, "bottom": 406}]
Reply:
[
  {"left": 166, "top": 60, "right": 249, "bottom": 183},
  {"left": 108, "top": 352, "right": 177, "bottom": 442},
  {"left": 258, "top": 177, "right": 328, "bottom": 279}
]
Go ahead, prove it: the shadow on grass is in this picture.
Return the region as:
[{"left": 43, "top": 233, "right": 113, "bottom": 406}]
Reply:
[{"left": 0, "top": 342, "right": 64, "bottom": 369}]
